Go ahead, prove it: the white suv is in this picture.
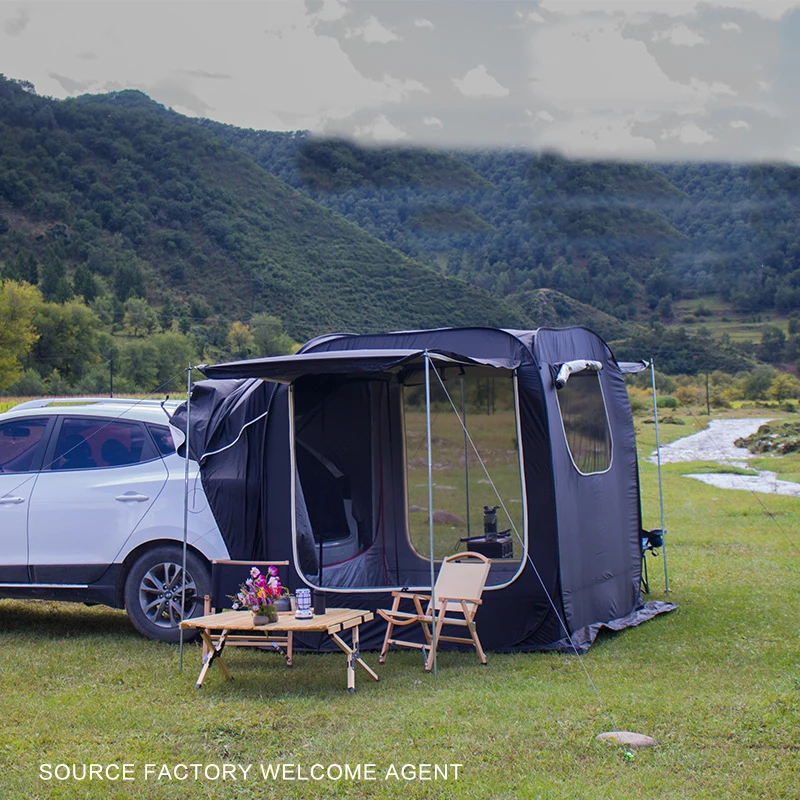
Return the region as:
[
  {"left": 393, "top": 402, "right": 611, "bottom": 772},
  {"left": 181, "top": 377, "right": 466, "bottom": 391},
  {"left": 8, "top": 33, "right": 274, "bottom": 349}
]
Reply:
[{"left": 0, "top": 398, "right": 229, "bottom": 642}]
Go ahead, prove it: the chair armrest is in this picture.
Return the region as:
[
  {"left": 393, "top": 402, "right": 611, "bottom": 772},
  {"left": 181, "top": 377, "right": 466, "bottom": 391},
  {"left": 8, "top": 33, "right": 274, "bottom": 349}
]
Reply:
[
  {"left": 378, "top": 609, "right": 425, "bottom": 626},
  {"left": 391, "top": 591, "right": 430, "bottom": 601}
]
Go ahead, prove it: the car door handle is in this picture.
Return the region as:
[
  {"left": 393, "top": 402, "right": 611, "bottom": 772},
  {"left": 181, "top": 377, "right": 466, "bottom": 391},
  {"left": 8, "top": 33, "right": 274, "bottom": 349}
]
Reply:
[
  {"left": 115, "top": 492, "right": 150, "bottom": 503},
  {"left": 0, "top": 496, "right": 25, "bottom": 505}
]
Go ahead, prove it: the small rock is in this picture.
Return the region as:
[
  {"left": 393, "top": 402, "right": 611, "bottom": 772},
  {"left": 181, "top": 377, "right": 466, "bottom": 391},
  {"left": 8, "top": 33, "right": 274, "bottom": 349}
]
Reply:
[
  {"left": 432, "top": 510, "right": 465, "bottom": 524},
  {"left": 596, "top": 731, "right": 657, "bottom": 748}
]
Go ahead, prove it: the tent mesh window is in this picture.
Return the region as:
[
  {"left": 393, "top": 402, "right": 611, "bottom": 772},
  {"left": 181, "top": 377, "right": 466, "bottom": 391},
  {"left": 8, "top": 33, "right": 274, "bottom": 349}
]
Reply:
[{"left": 556, "top": 372, "right": 612, "bottom": 475}]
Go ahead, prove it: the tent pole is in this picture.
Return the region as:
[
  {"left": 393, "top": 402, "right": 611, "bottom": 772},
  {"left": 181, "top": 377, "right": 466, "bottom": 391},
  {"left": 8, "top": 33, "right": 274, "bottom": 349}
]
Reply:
[
  {"left": 461, "top": 376, "right": 471, "bottom": 538},
  {"left": 425, "top": 351, "right": 437, "bottom": 676},
  {"left": 650, "top": 358, "right": 670, "bottom": 593},
  {"left": 179, "top": 363, "right": 192, "bottom": 670}
]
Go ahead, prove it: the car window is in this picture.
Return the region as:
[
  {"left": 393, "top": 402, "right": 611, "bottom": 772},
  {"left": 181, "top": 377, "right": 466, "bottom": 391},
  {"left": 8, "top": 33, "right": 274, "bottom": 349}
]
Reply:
[
  {"left": 0, "top": 418, "right": 49, "bottom": 473},
  {"left": 147, "top": 424, "right": 177, "bottom": 457},
  {"left": 52, "top": 418, "right": 157, "bottom": 470}
]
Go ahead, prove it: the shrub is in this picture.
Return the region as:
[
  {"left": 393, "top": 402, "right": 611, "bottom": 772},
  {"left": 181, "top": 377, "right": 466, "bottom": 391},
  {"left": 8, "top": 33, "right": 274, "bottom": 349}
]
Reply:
[
  {"left": 657, "top": 395, "right": 679, "bottom": 409},
  {"left": 627, "top": 386, "right": 651, "bottom": 414}
]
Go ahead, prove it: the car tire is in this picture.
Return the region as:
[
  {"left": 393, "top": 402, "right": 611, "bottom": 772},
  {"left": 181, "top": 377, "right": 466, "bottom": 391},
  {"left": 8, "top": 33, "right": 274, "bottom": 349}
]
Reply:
[{"left": 124, "top": 545, "right": 210, "bottom": 643}]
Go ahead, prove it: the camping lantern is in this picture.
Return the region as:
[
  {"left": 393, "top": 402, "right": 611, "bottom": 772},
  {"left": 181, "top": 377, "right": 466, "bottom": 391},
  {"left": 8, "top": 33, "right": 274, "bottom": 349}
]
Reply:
[{"left": 295, "top": 588, "right": 312, "bottom": 619}]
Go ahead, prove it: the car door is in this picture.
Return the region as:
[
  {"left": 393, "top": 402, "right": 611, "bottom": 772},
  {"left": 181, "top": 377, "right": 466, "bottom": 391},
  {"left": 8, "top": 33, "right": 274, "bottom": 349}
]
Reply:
[
  {"left": 0, "top": 416, "right": 51, "bottom": 583},
  {"left": 26, "top": 416, "right": 169, "bottom": 584}
]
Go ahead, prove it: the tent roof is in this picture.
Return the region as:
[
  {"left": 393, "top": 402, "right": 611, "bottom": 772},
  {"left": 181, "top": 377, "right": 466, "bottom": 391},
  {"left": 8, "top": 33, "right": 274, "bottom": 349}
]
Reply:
[{"left": 198, "top": 348, "right": 522, "bottom": 383}]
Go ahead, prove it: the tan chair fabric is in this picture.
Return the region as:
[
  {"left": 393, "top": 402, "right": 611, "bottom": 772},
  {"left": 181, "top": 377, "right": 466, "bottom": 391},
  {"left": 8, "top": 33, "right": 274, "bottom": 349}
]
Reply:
[{"left": 377, "top": 552, "right": 491, "bottom": 671}]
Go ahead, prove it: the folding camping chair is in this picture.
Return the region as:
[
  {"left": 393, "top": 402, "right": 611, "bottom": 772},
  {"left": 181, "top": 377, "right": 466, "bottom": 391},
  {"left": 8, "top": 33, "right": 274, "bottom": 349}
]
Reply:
[
  {"left": 377, "top": 552, "right": 491, "bottom": 671},
  {"left": 200, "top": 560, "right": 291, "bottom": 660}
]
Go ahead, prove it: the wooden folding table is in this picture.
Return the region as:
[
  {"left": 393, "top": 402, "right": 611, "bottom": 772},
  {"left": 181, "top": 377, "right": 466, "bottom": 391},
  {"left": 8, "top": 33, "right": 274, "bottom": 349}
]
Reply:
[{"left": 180, "top": 608, "right": 380, "bottom": 691}]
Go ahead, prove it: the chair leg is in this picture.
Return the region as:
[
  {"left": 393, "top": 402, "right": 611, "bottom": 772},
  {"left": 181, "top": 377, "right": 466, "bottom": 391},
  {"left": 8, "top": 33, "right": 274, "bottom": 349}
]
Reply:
[
  {"left": 468, "top": 619, "right": 487, "bottom": 665},
  {"left": 425, "top": 614, "right": 447, "bottom": 672},
  {"left": 379, "top": 620, "right": 394, "bottom": 664}
]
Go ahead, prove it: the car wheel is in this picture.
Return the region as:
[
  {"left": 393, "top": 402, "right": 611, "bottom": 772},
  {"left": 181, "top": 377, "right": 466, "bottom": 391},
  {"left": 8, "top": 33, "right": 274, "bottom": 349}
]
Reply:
[{"left": 124, "top": 545, "right": 210, "bottom": 643}]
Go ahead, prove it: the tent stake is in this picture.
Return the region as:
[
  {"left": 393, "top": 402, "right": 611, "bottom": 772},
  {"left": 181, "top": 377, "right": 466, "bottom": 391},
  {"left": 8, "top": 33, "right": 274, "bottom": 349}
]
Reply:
[
  {"left": 650, "top": 358, "right": 669, "bottom": 593},
  {"left": 179, "top": 363, "right": 193, "bottom": 670},
  {"left": 425, "top": 352, "right": 437, "bottom": 676}
]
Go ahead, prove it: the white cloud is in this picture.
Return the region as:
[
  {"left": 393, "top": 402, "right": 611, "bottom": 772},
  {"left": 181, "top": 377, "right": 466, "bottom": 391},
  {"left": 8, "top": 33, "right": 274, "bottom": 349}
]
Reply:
[
  {"left": 354, "top": 114, "right": 408, "bottom": 141},
  {"left": 0, "top": 3, "right": 424, "bottom": 133},
  {"left": 661, "top": 121, "right": 717, "bottom": 144},
  {"left": 381, "top": 76, "right": 430, "bottom": 101},
  {"left": 539, "top": 1, "right": 700, "bottom": 16},
  {"left": 534, "top": 113, "right": 658, "bottom": 156},
  {"left": 529, "top": 18, "right": 734, "bottom": 114},
  {"left": 721, "top": 21, "right": 742, "bottom": 32},
  {"left": 731, "top": 119, "right": 751, "bottom": 130},
  {"left": 312, "top": 0, "right": 350, "bottom": 23},
  {"left": 539, "top": 0, "right": 800, "bottom": 20},
  {"left": 453, "top": 65, "right": 510, "bottom": 98},
  {"left": 534, "top": 110, "right": 555, "bottom": 122},
  {"left": 414, "top": 19, "right": 435, "bottom": 29},
  {"left": 516, "top": 10, "right": 547, "bottom": 24},
  {"left": 653, "top": 24, "right": 707, "bottom": 46},
  {"left": 423, "top": 116, "right": 443, "bottom": 127},
  {"left": 346, "top": 16, "right": 400, "bottom": 44}
]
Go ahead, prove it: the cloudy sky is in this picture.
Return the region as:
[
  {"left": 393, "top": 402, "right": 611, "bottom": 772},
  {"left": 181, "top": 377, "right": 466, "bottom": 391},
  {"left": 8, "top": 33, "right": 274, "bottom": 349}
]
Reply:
[{"left": 2, "top": 0, "right": 800, "bottom": 162}]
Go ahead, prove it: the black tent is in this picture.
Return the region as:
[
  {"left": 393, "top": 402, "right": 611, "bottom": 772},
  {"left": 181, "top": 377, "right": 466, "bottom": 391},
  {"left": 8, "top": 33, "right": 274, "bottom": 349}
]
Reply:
[{"left": 172, "top": 326, "right": 674, "bottom": 653}]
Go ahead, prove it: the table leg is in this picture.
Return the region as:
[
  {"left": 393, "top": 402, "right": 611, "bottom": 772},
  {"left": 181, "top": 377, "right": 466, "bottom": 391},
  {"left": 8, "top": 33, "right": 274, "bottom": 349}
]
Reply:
[
  {"left": 330, "top": 626, "right": 379, "bottom": 691},
  {"left": 352, "top": 625, "right": 379, "bottom": 682},
  {"left": 195, "top": 629, "right": 233, "bottom": 688}
]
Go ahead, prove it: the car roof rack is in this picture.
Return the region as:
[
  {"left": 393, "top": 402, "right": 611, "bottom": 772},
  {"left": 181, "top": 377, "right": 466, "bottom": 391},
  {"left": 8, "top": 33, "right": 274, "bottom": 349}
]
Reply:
[{"left": 9, "top": 397, "right": 180, "bottom": 411}]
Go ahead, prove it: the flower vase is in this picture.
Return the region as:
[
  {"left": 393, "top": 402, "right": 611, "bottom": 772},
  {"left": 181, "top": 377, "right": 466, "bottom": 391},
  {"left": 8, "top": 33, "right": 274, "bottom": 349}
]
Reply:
[{"left": 253, "top": 607, "right": 278, "bottom": 625}]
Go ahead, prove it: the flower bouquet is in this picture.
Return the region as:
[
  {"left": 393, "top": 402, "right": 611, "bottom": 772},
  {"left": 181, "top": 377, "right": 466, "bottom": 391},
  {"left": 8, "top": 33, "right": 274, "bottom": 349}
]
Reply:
[{"left": 231, "top": 566, "right": 284, "bottom": 624}]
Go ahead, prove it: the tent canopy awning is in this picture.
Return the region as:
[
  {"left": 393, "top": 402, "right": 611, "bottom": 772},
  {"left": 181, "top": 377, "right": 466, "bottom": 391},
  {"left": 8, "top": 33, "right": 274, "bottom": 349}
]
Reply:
[
  {"left": 198, "top": 348, "right": 522, "bottom": 384},
  {"left": 619, "top": 360, "right": 649, "bottom": 374}
]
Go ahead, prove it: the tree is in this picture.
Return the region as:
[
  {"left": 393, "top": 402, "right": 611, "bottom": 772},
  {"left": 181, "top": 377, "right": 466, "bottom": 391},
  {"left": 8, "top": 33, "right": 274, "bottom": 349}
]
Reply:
[
  {"left": 72, "top": 262, "right": 98, "bottom": 302},
  {"left": 28, "top": 300, "right": 102, "bottom": 381},
  {"left": 249, "top": 312, "right": 295, "bottom": 356},
  {"left": 768, "top": 373, "right": 800, "bottom": 402},
  {"left": 113, "top": 256, "right": 145, "bottom": 302},
  {"left": 226, "top": 321, "right": 255, "bottom": 359},
  {"left": 757, "top": 326, "right": 786, "bottom": 363},
  {"left": 0, "top": 280, "right": 42, "bottom": 390},
  {"left": 150, "top": 331, "right": 197, "bottom": 392},
  {"left": 38, "top": 244, "right": 70, "bottom": 301},
  {"left": 91, "top": 295, "right": 121, "bottom": 327},
  {"left": 739, "top": 366, "right": 776, "bottom": 400},
  {"left": 118, "top": 339, "right": 158, "bottom": 390},
  {"left": 123, "top": 297, "right": 158, "bottom": 336}
]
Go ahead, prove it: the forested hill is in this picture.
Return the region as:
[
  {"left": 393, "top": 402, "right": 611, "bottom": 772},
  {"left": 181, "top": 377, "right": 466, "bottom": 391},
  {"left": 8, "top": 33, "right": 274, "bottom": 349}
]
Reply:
[
  {"left": 204, "top": 125, "right": 800, "bottom": 323},
  {"left": 0, "top": 75, "right": 527, "bottom": 345}
]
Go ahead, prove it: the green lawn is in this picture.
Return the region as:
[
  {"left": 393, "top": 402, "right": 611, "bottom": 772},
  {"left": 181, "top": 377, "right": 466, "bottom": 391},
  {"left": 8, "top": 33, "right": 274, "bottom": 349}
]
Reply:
[{"left": 1, "top": 411, "right": 798, "bottom": 799}]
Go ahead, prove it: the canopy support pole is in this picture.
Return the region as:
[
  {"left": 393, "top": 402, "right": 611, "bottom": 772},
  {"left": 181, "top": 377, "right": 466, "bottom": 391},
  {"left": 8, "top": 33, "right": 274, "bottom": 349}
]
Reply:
[
  {"left": 461, "top": 376, "right": 471, "bottom": 537},
  {"left": 650, "top": 357, "right": 670, "bottom": 593},
  {"left": 179, "top": 363, "right": 192, "bottom": 670},
  {"left": 424, "top": 352, "right": 437, "bottom": 676}
]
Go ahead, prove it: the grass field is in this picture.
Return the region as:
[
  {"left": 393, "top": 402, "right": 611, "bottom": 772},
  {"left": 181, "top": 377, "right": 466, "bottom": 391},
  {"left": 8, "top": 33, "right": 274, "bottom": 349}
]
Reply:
[
  {"left": 672, "top": 297, "right": 792, "bottom": 342},
  {"left": 1, "top": 409, "right": 798, "bottom": 799}
]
